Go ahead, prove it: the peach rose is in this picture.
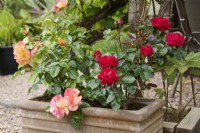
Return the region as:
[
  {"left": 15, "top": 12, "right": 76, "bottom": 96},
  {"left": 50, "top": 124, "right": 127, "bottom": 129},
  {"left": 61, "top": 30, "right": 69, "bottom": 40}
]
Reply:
[
  {"left": 52, "top": 0, "right": 68, "bottom": 12},
  {"left": 13, "top": 41, "right": 30, "bottom": 66},
  {"left": 64, "top": 88, "right": 82, "bottom": 111},
  {"left": 50, "top": 95, "right": 69, "bottom": 119}
]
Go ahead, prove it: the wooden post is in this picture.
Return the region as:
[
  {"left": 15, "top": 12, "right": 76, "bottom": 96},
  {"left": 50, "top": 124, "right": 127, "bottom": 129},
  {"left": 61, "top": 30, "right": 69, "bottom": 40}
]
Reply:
[{"left": 128, "top": 0, "right": 150, "bottom": 32}]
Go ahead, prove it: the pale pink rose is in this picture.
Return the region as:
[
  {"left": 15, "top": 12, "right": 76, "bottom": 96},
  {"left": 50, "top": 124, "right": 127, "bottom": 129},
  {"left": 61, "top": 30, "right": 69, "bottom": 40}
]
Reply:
[
  {"left": 31, "top": 41, "right": 41, "bottom": 55},
  {"left": 50, "top": 95, "right": 69, "bottom": 119},
  {"left": 52, "top": 0, "right": 68, "bottom": 12},
  {"left": 13, "top": 41, "right": 30, "bottom": 66},
  {"left": 64, "top": 88, "right": 82, "bottom": 111}
]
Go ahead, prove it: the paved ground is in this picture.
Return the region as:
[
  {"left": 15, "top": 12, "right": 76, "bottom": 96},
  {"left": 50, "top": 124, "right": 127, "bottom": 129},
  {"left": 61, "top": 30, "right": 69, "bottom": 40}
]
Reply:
[{"left": 0, "top": 72, "right": 200, "bottom": 133}]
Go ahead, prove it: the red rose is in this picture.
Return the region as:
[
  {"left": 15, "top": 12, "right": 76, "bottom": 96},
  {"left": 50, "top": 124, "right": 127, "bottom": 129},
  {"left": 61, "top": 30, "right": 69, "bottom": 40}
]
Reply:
[
  {"left": 99, "top": 55, "right": 118, "bottom": 68},
  {"left": 140, "top": 45, "right": 154, "bottom": 57},
  {"left": 165, "top": 32, "right": 185, "bottom": 47},
  {"left": 93, "top": 50, "right": 101, "bottom": 62},
  {"left": 98, "top": 68, "right": 119, "bottom": 85},
  {"left": 151, "top": 17, "right": 170, "bottom": 32}
]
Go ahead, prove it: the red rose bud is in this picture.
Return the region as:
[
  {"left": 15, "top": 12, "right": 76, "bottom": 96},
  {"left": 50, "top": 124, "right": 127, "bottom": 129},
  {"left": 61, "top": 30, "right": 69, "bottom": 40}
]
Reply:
[
  {"left": 58, "top": 39, "right": 65, "bottom": 46},
  {"left": 99, "top": 55, "right": 118, "bottom": 68},
  {"left": 150, "top": 17, "right": 170, "bottom": 32},
  {"left": 93, "top": 50, "right": 101, "bottom": 62},
  {"left": 140, "top": 45, "right": 154, "bottom": 57},
  {"left": 98, "top": 68, "right": 119, "bottom": 85},
  {"left": 118, "top": 18, "right": 123, "bottom": 25},
  {"left": 165, "top": 32, "right": 185, "bottom": 47}
]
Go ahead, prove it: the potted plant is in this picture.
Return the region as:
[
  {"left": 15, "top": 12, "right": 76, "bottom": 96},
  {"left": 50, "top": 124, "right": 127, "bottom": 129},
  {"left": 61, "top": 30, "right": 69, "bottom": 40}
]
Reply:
[
  {"left": 10, "top": 0, "right": 200, "bottom": 133},
  {"left": 0, "top": 9, "right": 24, "bottom": 75}
]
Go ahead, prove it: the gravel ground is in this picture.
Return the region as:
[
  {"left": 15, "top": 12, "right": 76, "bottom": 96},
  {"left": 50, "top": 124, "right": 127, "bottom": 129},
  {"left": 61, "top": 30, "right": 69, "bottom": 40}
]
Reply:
[
  {"left": 0, "top": 73, "right": 45, "bottom": 133},
  {"left": 0, "top": 72, "right": 200, "bottom": 133}
]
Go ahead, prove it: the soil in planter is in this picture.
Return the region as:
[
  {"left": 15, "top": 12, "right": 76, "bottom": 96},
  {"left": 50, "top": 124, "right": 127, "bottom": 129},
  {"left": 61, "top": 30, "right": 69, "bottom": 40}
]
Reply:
[
  {"left": 32, "top": 96, "right": 147, "bottom": 111},
  {"left": 163, "top": 108, "right": 190, "bottom": 122}
]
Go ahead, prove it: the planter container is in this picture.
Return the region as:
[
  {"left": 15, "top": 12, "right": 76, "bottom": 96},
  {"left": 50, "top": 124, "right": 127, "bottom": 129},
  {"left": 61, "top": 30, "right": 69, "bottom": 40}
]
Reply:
[
  {"left": 0, "top": 98, "right": 164, "bottom": 133},
  {"left": 163, "top": 108, "right": 200, "bottom": 133},
  {"left": 0, "top": 46, "right": 18, "bottom": 75}
]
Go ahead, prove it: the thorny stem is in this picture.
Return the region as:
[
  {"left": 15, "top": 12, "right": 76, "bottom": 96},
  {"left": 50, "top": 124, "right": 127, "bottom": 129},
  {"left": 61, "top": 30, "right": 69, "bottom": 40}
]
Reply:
[
  {"left": 79, "top": 0, "right": 86, "bottom": 19},
  {"left": 167, "top": 101, "right": 179, "bottom": 122},
  {"left": 161, "top": 70, "right": 168, "bottom": 120},
  {"left": 190, "top": 75, "right": 197, "bottom": 106},
  {"left": 117, "top": 28, "right": 123, "bottom": 51},
  {"left": 179, "top": 73, "right": 183, "bottom": 114},
  {"left": 179, "top": 88, "right": 200, "bottom": 116},
  {"left": 165, "top": 80, "right": 169, "bottom": 121}
]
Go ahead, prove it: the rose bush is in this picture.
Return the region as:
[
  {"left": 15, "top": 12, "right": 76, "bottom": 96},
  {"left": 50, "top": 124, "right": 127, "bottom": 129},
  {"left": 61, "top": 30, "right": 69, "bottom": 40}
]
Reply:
[{"left": 13, "top": 0, "right": 200, "bottom": 129}]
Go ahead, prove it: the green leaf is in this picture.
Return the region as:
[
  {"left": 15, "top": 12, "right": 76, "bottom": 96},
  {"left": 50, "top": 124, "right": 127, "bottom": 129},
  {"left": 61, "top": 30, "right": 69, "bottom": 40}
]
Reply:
[
  {"left": 70, "top": 81, "right": 77, "bottom": 88},
  {"left": 12, "top": 71, "right": 22, "bottom": 80},
  {"left": 44, "top": 73, "right": 52, "bottom": 84},
  {"left": 42, "top": 19, "right": 52, "bottom": 27},
  {"left": 69, "top": 60, "right": 77, "bottom": 68},
  {"left": 159, "top": 47, "right": 168, "bottom": 56},
  {"left": 60, "top": 62, "right": 69, "bottom": 68},
  {"left": 80, "top": 102, "right": 90, "bottom": 108},
  {"left": 142, "top": 71, "right": 153, "bottom": 81},
  {"left": 190, "top": 69, "right": 200, "bottom": 76},
  {"left": 106, "top": 93, "right": 115, "bottom": 104},
  {"left": 28, "top": 72, "right": 38, "bottom": 85},
  {"left": 166, "top": 66, "right": 176, "bottom": 75},
  {"left": 122, "top": 74, "right": 136, "bottom": 84},
  {"left": 87, "top": 79, "right": 100, "bottom": 89},
  {"left": 111, "top": 100, "right": 120, "bottom": 110},
  {"left": 127, "top": 86, "right": 136, "bottom": 94},
  {"left": 68, "top": 0, "right": 77, "bottom": 10},
  {"left": 68, "top": 69, "right": 78, "bottom": 79},
  {"left": 116, "top": 52, "right": 126, "bottom": 59},
  {"left": 125, "top": 53, "right": 136, "bottom": 61},
  {"left": 71, "top": 118, "right": 81, "bottom": 129},
  {"left": 71, "top": 44, "right": 83, "bottom": 59},
  {"left": 53, "top": 85, "right": 62, "bottom": 95},
  {"left": 50, "top": 65, "right": 60, "bottom": 78},
  {"left": 45, "top": 106, "right": 50, "bottom": 112},
  {"left": 155, "top": 88, "right": 165, "bottom": 98}
]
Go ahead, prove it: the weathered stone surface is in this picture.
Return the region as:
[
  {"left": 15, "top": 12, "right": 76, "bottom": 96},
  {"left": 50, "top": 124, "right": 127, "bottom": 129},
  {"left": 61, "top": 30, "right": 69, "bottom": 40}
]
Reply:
[{"left": 176, "top": 108, "right": 200, "bottom": 133}]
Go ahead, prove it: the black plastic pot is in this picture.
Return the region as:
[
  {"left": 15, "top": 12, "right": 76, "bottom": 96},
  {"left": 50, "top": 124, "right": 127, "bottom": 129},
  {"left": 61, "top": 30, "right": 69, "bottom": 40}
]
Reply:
[{"left": 0, "top": 46, "right": 18, "bottom": 75}]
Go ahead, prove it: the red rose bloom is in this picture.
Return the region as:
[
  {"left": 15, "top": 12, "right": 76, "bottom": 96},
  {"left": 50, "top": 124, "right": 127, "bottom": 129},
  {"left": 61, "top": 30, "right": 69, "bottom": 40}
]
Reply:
[
  {"left": 165, "top": 32, "right": 185, "bottom": 47},
  {"left": 93, "top": 50, "right": 101, "bottom": 62},
  {"left": 151, "top": 17, "right": 170, "bottom": 32},
  {"left": 140, "top": 45, "right": 154, "bottom": 57},
  {"left": 99, "top": 55, "right": 118, "bottom": 68},
  {"left": 98, "top": 68, "right": 119, "bottom": 85}
]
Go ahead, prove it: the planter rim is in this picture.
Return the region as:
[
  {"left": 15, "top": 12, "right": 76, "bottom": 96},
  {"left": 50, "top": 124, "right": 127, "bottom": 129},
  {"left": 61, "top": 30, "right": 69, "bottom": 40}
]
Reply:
[
  {"left": 0, "top": 46, "right": 13, "bottom": 49},
  {"left": 0, "top": 97, "right": 164, "bottom": 122}
]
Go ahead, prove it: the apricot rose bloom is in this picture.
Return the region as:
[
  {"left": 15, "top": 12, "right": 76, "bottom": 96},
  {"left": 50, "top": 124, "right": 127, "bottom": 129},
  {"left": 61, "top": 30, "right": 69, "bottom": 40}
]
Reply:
[
  {"left": 58, "top": 39, "right": 65, "bottom": 46},
  {"left": 13, "top": 41, "right": 31, "bottom": 65},
  {"left": 52, "top": 0, "right": 68, "bottom": 12},
  {"left": 64, "top": 88, "right": 82, "bottom": 111},
  {"left": 50, "top": 95, "right": 69, "bottom": 119}
]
